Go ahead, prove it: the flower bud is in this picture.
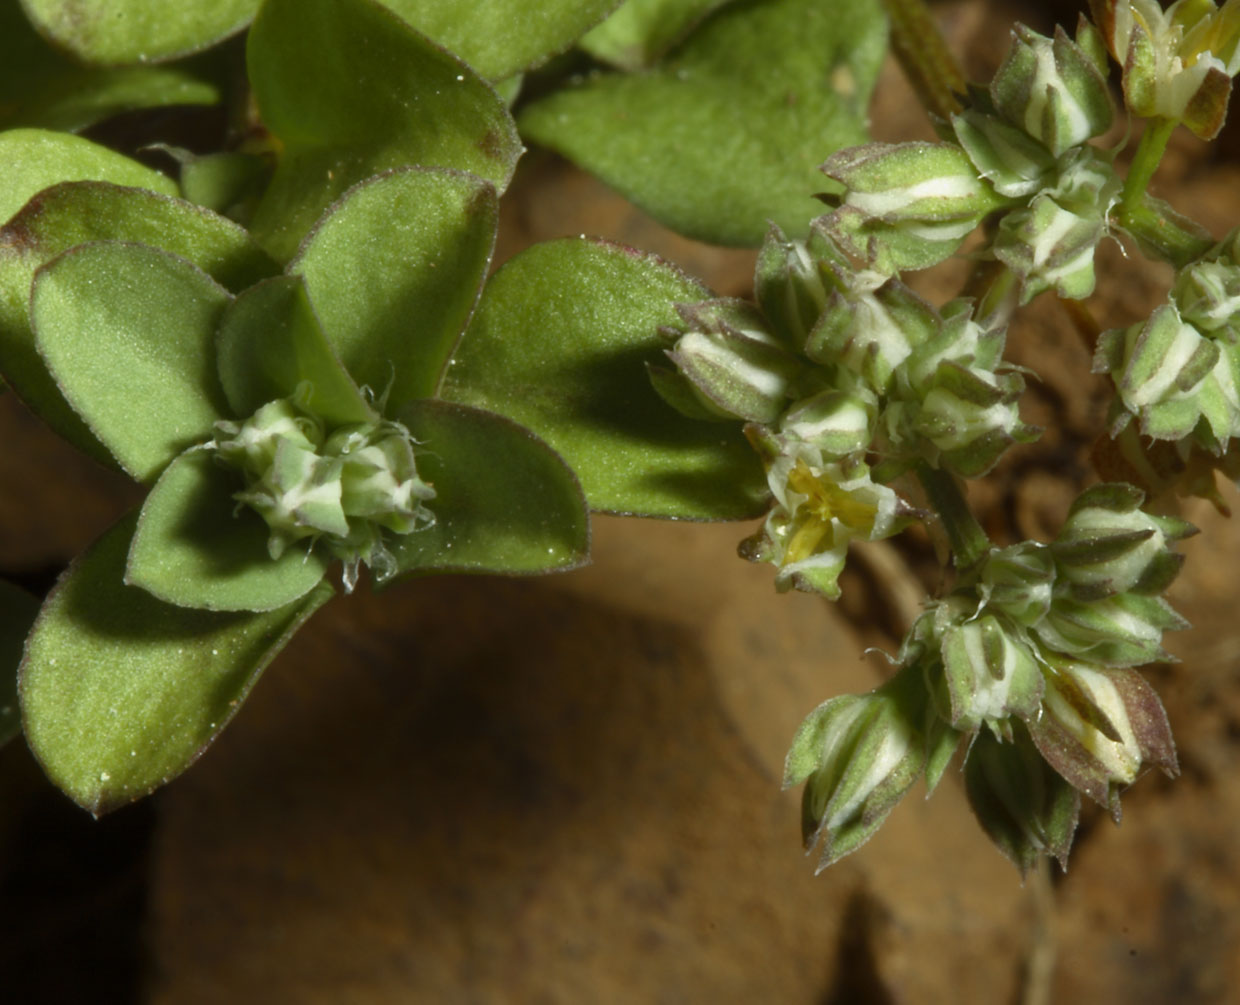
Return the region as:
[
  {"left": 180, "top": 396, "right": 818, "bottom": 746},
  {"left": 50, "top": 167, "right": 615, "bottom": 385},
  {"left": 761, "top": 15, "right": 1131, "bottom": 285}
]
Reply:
[
  {"left": 940, "top": 612, "right": 1045, "bottom": 732},
  {"left": 991, "top": 147, "right": 1119, "bottom": 302},
  {"left": 785, "top": 666, "right": 927, "bottom": 869},
  {"left": 778, "top": 385, "right": 878, "bottom": 458},
  {"left": 978, "top": 542, "right": 1056, "bottom": 626},
  {"left": 1094, "top": 302, "right": 1240, "bottom": 445},
  {"left": 1051, "top": 482, "right": 1195, "bottom": 598},
  {"left": 804, "top": 277, "right": 939, "bottom": 393},
  {"left": 664, "top": 299, "right": 804, "bottom": 424},
  {"left": 753, "top": 222, "right": 835, "bottom": 348},
  {"left": 991, "top": 24, "right": 1114, "bottom": 156},
  {"left": 1028, "top": 659, "right": 1177, "bottom": 819},
  {"left": 1034, "top": 590, "right": 1188, "bottom": 666},
  {"left": 964, "top": 725, "right": 1081, "bottom": 874},
  {"left": 822, "top": 141, "right": 1010, "bottom": 273},
  {"left": 914, "top": 364, "right": 1039, "bottom": 476}
]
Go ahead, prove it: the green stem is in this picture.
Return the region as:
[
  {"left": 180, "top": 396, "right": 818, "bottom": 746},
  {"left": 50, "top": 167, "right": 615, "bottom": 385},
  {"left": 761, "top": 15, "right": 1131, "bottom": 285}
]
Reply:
[
  {"left": 881, "top": 0, "right": 966, "bottom": 121},
  {"left": 915, "top": 463, "right": 990, "bottom": 570},
  {"left": 1118, "top": 117, "right": 1176, "bottom": 220}
]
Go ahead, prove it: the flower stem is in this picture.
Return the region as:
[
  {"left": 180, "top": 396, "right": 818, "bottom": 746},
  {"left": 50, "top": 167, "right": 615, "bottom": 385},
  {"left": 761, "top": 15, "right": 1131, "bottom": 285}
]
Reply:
[
  {"left": 1119, "top": 118, "right": 1176, "bottom": 220},
  {"left": 915, "top": 463, "right": 990, "bottom": 570},
  {"left": 881, "top": 0, "right": 966, "bottom": 121}
]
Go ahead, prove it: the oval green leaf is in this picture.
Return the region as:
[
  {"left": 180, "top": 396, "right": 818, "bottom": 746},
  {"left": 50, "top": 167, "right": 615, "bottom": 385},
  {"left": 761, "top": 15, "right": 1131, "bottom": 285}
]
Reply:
[
  {"left": 519, "top": 0, "right": 887, "bottom": 246},
  {"left": 127, "top": 450, "right": 333, "bottom": 612},
  {"left": 441, "top": 238, "right": 767, "bottom": 519},
  {"left": 31, "top": 241, "right": 233, "bottom": 481},
  {"left": 0, "top": 5, "right": 219, "bottom": 131},
  {"left": 19, "top": 0, "right": 259, "bottom": 66},
  {"left": 389, "top": 399, "right": 589, "bottom": 576},
  {"left": 246, "top": 0, "right": 521, "bottom": 261},
  {"left": 215, "top": 275, "right": 376, "bottom": 426},
  {"left": 0, "top": 181, "right": 278, "bottom": 467},
  {"left": 291, "top": 167, "right": 498, "bottom": 408},
  {"left": 0, "top": 579, "right": 41, "bottom": 748},
  {"left": 20, "top": 513, "right": 332, "bottom": 814},
  {"left": 0, "top": 128, "right": 176, "bottom": 227},
  {"left": 379, "top": 0, "right": 621, "bottom": 80}
]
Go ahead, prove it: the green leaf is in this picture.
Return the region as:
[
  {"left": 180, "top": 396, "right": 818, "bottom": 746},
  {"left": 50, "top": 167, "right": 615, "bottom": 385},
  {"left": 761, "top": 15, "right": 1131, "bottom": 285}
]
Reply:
[
  {"left": 379, "top": 0, "right": 622, "bottom": 80},
  {"left": 0, "top": 181, "right": 277, "bottom": 466},
  {"left": 246, "top": 0, "right": 522, "bottom": 261},
  {"left": 31, "top": 241, "right": 232, "bottom": 481},
  {"left": 580, "top": 0, "right": 736, "bottom": 70},
  {"left": 442, "top": 238, "right": 767, "bottom": 519},
  {"left": 291, "top": 168, "right": 498, "bottom": 408},
  {"left": 0, "top": 5, "right": 219, "bottom": 131},
  {"left": 519, "top": 0, "right": 887, "bottom": 246},
  {"left": 389, "top": 399, "right": 589, "bottom": 575},
  {"left": 0, "top": 128, "right": 176, "bottom": 227},
  {"left": 19, "top": 513, "right": 332, "bottom": 814},
  {"left": 18, "top": 0, "right": 259, "bottom": 65},
  {"left": 127, "top": 450, "right": 333, "bottom": 611},
  {"left": 216, "top": 276, "right": 376, "bottom": 426},
  {"left": 0, "top": 580, "right": 41, "bottom": 748}
]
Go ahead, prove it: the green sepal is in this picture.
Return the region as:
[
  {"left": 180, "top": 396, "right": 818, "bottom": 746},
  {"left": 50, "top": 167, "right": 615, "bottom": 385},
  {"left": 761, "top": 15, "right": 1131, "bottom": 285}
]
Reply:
[
  {"left": 1052, "top": 482, "right": 1195, "bottom": 598},
  {"left": 804, "top": 278, "right": 939, "bottom": 392},
  {"left": 30, "top": 241, "right": 233, "bottom": 482},
  {"left": 0, "top": 580, "right": 41, "bottom": 748},
  {"left": 978, "top": 542, "right": 1055, "bottom": 627},
  {"left": 18, "top": 0, "right": 259, "bottom": 66},
  {"left": 246, "top": 0, "right": 520, "bottom": 261},
  {"left": 668, "top": 324, "right": 802, "bottom": 424},
  {"left": 793, "top": 665, "right": 927, "bottom": 870},
  {"left": 964, "top": 724, "right": 1080, "bottom": 875},
  {"left": 753, "top": 221, "right": 835, "bottom": 350},
  {"left": 646, "top": 362, "right": 734, "bottom": 422},
  {"left": 1030, "top": 661, "right": 1178, "bottom": 819},
  {"left": 127, "top": 450, "right": 333, "bottom": 612},
  {"left": 923, "top": 713, "right": 962, "bottom": 796},
  {"left": 941, "top": 614, "right": 1044, "bottom": 732},
  {"left": 19, "top": 513, "right": 333, "bottom": 814},
  {"left": 1034, "top": 592, "right": 1188, "bottom": 668},
  {"left": 778, "top": 387, "right": 877, "bottom": 458},
  {"left": 387, "top": 399, "right": 590, "bottom": 577},
  {"left": 290, "top": 167, "right": 498, "bottom": 408},
  {"left": 215, "top": 276, "right": 376, "bottom": 427},
  {"left": 442, "top": 238, "right": 767, "bottom": 519},
  {"left": 951, "top": 109, "right": 1055, "bottom": 198},
  {"left": 0, "top": 181, "right": 276, "bottom": 467}
]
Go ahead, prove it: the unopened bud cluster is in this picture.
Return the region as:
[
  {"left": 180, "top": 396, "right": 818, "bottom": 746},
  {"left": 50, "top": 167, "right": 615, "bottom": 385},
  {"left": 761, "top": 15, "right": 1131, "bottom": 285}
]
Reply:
[
  {"left": 788, "top": 483, "right": 1189, "bottom": 871},
  {"left": 1097, "top": 229, "right": 1240, "bottom": 462},
  {"left": 213, "top": 396, "right": 435, "bottom": 590},
  {"left": 822, "top": 21, "right": 1119, "bottom": 302}
]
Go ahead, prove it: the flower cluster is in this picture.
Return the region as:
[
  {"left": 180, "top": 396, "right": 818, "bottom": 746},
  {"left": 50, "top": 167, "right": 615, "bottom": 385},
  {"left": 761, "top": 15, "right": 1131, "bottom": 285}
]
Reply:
[
  {"left": 213, "top": 393, "right": 435, "bottom": 590},
  {"left": 822, "top": 21, "right": 1120, "bottom": 302},
  {"left": 789, "top": 483, "right": 1190, "bottom": 871},
  {"left": 652, "top": 221, "right": 1035, "bottom": 598}
]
